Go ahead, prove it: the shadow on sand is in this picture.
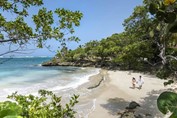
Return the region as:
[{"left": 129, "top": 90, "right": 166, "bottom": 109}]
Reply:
[
  {"left": 100, "top": 97, "right": 129, "bottom": 116},
  {"left": 100, "top": 89, "right": 168, "bottom": 117}
]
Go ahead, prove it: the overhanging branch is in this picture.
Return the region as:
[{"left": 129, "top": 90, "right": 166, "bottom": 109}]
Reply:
[{"left": 0, "top": 38, "right": 19, "bottom": 43}]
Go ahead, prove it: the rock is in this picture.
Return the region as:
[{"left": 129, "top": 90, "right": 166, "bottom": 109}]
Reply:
[
  {"left": 58, "top": 62, "right": 74, "bottom": 66},
  {"left": 145, "top": 113, "right": 152, "bottom": 117},
  {"left": 134, "top": 114, "right": 143, "bottom": 118},
  {"left": 42, "top": 61, "right": 57, "bottom": 66},
  {"left": 126, "top": 101, "right": 140, "bottom": 110},
  {"left": 120, "top": 112, "right": 135, "bottom": 118}
]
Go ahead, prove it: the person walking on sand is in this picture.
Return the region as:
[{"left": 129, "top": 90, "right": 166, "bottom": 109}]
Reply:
[
  {"left": 132, "top": 77, "right": 136, "bottom": 89},
  {"left": 137, "top": 76, "right": 144, "bottom": 89}
]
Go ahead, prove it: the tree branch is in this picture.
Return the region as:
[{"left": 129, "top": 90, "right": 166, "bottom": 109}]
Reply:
[
  {"left": 144, "top": 60, "right": 162, "bottom": 66},
  {"left": 0, "top": 38, "right": 19, "bottom": 43},
  {"left": 166, "top": 55, "right": 177, "bottom": 61}
]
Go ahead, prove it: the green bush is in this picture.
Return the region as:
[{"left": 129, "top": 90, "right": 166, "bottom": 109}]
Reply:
[
  {"left": 0, "top": 101, "right": 22, "bottom": 118},
  {"left": 0, "top": 90, "right": 79, "bottom": 118},
  {"left": 156, "top": 67, "right": 172, "bottom": 79}
]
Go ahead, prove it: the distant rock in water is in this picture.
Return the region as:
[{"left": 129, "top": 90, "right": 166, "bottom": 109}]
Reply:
[
  {"left": 42, "top": 61, "right": 71, "bottom": 66},
  {"left": 42, "top": 61, "right": 58, "bottom": 66},
  {"left": 41, "top": 58, "right": 96, "bottom": 67},
  {"left": 41, "top": 57, "right": 119, "bottom": 69}
]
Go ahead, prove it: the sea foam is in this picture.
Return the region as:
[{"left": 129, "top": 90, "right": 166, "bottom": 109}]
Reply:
[{"left": 49, "top": 68, "right": 100, "bottom": 91}]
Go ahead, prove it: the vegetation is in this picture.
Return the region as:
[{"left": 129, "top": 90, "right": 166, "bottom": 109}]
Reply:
[
  {"left": 0, "top": 0, "right": 83, "bottom": 55},
  {"left": 148, "top": 0, "right": 177, "bottom": 117},
  {"left": 54, "top": 0, "right": 177, "bottom": 80},
  {"left": 157, "top": 91, "right": 177, "bottom": 118},
  {"left": 53, "top": 0, "right": 177, "bottom": 116},
  {"left": 0, "top": 0, "right": 82, "bottom": 117},
  {"left": 1, "top": 0, "right": 177, "bottom": 117},
  {"left": 0, "top": 90, "right": 79, "bottom": 118}
]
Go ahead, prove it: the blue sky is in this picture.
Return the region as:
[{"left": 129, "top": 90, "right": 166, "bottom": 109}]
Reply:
[{"left": 1, "top": 0, "right": 143, "bottom": 57}]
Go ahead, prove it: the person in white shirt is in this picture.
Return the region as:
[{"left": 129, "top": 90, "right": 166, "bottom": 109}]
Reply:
[{"left": 137, "top": 75, "right": 144, "bottom": 89}]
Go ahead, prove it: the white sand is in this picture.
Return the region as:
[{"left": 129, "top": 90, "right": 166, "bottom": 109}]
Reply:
[{"left": 87, "top": 70, "right": 171, "bottom": 118}]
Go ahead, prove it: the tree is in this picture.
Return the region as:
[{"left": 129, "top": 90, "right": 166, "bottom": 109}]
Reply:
[
  {"left": 84, "top": 40, "right": 99, "bottom": 60},
  {"left": 0, "top": 1, "right": 82, "bottom": 117},
  {"left": 123, "top": 5, "right": 152, "bottom": 40},
  {"left": 145, "top": 0, "right": 177, "bottom": 78},
  {"left": 0, "top": 0, "right": 83, "bottom": 55},
  {"left": 146, "top": 0, "right": 177, "bottom": 116}
]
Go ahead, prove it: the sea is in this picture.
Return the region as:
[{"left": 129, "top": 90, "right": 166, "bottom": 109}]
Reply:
[
  {"left": 0, "top": 57, "right": 101, "bottom": 117},
  {"left": 0, "top": 57, "right": 100, "bottom": 100}
]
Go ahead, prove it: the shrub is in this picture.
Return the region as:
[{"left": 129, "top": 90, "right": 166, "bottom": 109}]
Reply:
[{"left": 0, "top": 90, "right": 79, "bottom": 118}]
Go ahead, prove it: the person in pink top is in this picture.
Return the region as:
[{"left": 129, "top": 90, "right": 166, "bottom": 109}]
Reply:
[{"left": 132, "top": 77, "right": 136, "bottom": 89}]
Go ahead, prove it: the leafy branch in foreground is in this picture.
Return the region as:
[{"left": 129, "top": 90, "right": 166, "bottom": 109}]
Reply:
[
  {"left": 0, "top": 0, "right": 83, "bottom": 56},
  {"left": 0, "top": 90, "right": 79, "bottom": 118},
  {"left": 147, "top": 0, "right": 177, "bottom": 117},
  {"left": 157, "top": 91, "right": 177, "bottom": 118}
]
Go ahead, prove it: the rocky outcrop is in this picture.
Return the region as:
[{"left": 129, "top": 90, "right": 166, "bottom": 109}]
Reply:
[
  {"left": 42, "top": 58, "right": 96, "bottom": 67},
  {"left": 42, "top": 61, "right": 73, "bottom": 66},
  {"left": 41, "top": 57, "right": 119, "bottom": 69}
]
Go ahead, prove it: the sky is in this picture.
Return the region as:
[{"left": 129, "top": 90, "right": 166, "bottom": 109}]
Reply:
[{"left": 0, "top": 0, "right": 143, "bottom": 57}]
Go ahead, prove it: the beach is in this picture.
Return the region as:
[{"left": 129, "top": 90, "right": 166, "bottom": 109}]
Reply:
[
  {"left": 0, "top": 58, "right": 173, "bottom": 118},
  {"left": 76, "top": 69, "right": 173, "bottom": 118}
]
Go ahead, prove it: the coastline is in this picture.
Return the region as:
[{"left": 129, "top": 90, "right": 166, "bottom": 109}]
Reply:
[
  {"left": 0, "top": 66, "right": 173, "bottom": 118},
  {"left": 74, "top": 69, "right": 173, "bottom": 118},
  {"left": 71, "top": 69, "right": 108, "bottom": 117}
]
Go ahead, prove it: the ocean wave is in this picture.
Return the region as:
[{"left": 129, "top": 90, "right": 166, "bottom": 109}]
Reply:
[
  {"left": 49, "top": 68, "right": 100, "bottom": 91},
  {"left": 0, "top": 66, "right": 100, "bottom": 102}
]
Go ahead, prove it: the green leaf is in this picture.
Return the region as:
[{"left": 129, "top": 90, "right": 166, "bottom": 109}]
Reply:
[
  {"left": 169, "top": 23, "right": 177, "bottom": 33},
  {"left": 149, "top": 30, "right": 154, "bottom": 37},
  {"left": 156, "top": 10, "right": 165, "bottom": 21},
  {"left": 164, "top": 12, "right": 176, "bottom": 23},
  {"left": 157, "top": 92, "right": 177, "bottom": 114},
  {"left": 0, "top": 101, "right": 22, "bottom": 118},
  {"left": 156, "top": 24, "right": 161, "bottom": 31},
  {"left": 170, "top": 109, "right": 177, "bottom": 118},
  {"left": 4, "top": 116, "right": 23, "bottom": 118},
  {"left": 149, "top": 3, "right": 157, "bottom": 15}
]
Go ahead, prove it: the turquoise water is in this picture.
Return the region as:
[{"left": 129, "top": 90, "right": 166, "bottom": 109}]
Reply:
[{"left": 0, "top": 57, "right": 99, "bottom": 100}]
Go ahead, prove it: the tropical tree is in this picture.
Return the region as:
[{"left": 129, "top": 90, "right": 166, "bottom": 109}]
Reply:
[
  {"left": 84, "top": 40, "right": 99, "bottom": 60},
  {"left": 144, "top": 0, "right": 177, "bottom": 117},
  {"left": 145, "top": 0, "right": 177, "bottom": 79},
  {"left": 0, "top": 1, "right": 82, "bottom": 117},
  {"left": 0, "top": 0, "right": 83, "bottom": 55}
]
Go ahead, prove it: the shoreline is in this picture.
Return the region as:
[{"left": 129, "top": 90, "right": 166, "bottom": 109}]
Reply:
[
  {"left": 75, "top": 69, "right": 174, "bottom": 118},
  {"left": 73, "top": 69, "right": 108, "bottom": 117},
  {"left": 0, "top": 66, "right": 174, "bottom": 117}
]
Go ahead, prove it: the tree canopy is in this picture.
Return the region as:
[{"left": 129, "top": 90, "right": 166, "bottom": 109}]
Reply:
[
  {"left": 54, "top": 0, "right": 177, "bottom": 79},
  {"left": 0, "top": 0, "right": 83, "bottom": 54},
  {"left": 1, "top": 0, "right": 177, "bottom": 117}
]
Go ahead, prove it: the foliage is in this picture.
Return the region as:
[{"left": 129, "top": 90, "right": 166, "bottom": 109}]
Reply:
[
  {"left": 123, "top": 5, "right": 152, "bottom": 39},
  {"left": 0, "top": 101, "right": 22, "bottom": 118},
  {"left": 163, "top": 80, "right": 174, "bottom": 86},
  {"left": 156, "top": 66, "right": 173, "bottom": 79},
  {"left": 157, "top": 91, "right": 177, "bottom": 118},
  {"left": 0, "top": 90, "right": 79, "bottom": 118},
  {"left": 53, "top": 0, "right": 177, "bottom": 79},
  {"left": 0, "top": 0, "right": 83, "bottom": 49},
  {"left": 147, "top": 1, "right": 177, "bottom": 117},
  {"left": 148, "top": 0, "right": 177, "bottom": 33}
]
